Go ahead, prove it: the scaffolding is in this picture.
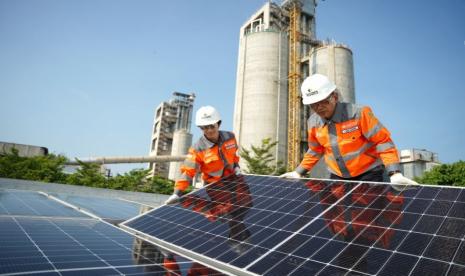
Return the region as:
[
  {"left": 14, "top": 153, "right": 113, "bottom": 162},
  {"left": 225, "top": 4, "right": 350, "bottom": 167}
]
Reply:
[{"left": 287, "top": 0, "right": 302, "bottom": 169}]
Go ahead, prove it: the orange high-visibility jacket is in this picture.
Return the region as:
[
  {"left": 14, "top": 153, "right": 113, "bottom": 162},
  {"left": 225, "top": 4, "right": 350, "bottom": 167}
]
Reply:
[
  {"left": 175, "top": 131, "right": 239, "bottom": 192},
  {"left": 296, "top": 103, "right": 401, "bottom": 178}
]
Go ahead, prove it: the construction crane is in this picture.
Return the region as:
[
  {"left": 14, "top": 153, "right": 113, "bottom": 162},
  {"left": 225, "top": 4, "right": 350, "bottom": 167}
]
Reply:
[{"left": 287, "top": 0, "right": 302, "bottom": 169}]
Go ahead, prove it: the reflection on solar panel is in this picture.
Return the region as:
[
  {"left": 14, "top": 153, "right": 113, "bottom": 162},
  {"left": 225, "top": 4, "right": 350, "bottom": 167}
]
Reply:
[
  {"left": 0, "top": 187, "right": 224, "bottom": 275},
  {"left": 0, "top": 190, "right": 88, "bottom": 218},
  {"left": 121, "top": 174, "right": 465, "bottom": 276}
]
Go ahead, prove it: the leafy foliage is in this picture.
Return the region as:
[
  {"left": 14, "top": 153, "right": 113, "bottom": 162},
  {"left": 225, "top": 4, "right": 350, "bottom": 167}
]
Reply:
[
  {"left": 240, "top": 138, "right": 287, "bottom": 175},
  {"left": 0, "top": 148, "right": 67, "bottom": 183},
  {"left": 415, "top": 160, "right": 465, "bottom": 186},
  {"left": 66, "top": 159, "right": 107, "bottom": 187},
  {"left": 110, "top": 168, "right": 151, "bottom": 191},
  {"left": 149, "top": 176, "right": 176, "bottom": 194},
  {"left": 0, "top": 149, "right": 176, "bottom": 194}
]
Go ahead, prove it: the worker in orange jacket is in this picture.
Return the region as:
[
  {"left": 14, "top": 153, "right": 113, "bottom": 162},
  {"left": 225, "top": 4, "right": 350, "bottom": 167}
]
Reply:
[
  {"left": 166, "top": 106, "right": 241, "bottom": 204},
  {"left": 281, "top": 74, "right": 417, "bottom": 185}
]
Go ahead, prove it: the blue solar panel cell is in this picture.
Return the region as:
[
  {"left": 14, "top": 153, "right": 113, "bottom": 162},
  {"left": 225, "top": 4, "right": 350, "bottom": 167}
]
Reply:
[
  {"left": 410, "top": 258, "right": 450, "bottom": 276},
  {"left": 288, "top": 259, "right": 325, "bottom": 275},
  {"left": 378, "top": 253, "right": 418, "bottom": 276},
  {"left": 353, "top": 248, "right": 392, "bottom": 275}
]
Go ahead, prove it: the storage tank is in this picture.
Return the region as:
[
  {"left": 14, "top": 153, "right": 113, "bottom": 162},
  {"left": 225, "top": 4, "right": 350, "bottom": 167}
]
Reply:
[
  {"left": 168, "top": 129, "right": 192, "bottom": 181},
  {"left": 233, "top": 31, "right": 289, "bottom": 168},
  {"left": 309, "top": 43, "right": 355, "bottom": 103}
]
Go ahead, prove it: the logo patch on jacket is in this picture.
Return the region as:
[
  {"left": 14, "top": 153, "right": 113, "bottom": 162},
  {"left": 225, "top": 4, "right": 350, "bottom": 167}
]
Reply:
[
  {"left": 342, "top": 126, "right": 359, "bottom": 134},
  {"left": 224, "top": 142, "right": 236, "bottom": 150}
]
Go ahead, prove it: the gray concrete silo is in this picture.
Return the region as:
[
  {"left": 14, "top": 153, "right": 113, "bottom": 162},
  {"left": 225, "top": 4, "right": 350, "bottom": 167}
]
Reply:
[
  {"left": 168, "top": 129, "right": 192, "bottom": 181},
  {"left": 309, "top": 43, "right": 355, "bottom": 103},
  {"left": 233, "top": 2, "right": 289, "bottom": 168}
]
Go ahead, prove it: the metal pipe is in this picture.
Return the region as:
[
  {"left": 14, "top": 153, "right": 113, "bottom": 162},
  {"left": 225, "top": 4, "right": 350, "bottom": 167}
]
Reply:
[{"left": 65, "top": 155, "right": 187, "bottom": 165}]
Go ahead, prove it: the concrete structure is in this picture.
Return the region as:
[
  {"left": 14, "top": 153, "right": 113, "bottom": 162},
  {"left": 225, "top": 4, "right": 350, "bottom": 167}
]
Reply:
[
  {"left": 66, "top": 155, "right": 186, "bottom": 165},
  {"left": 306, "top": 41, "right": 355, "bottom": 104},
  {"left": 168, "top": 129, "right": 192, "bottom": 181},
  {"left": 233, "top": 0, "right": 318, "bottom": 169},
  {"left": 149, "top": 92, "right": 195, "bottom": 178},
  {"left": 400, "top": 149, "right": 440, "bottom": 179},
  {"left": 0, "top": 142, "right": 48, "bottom": 157}
]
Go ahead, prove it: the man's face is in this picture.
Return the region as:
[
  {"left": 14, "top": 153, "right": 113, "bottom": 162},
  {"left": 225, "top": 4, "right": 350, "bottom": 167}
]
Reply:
[
  {"left": 200, "top": 123, "right": 220, "bottom": 141},
  {"left": 310, "top": 93, "right": 337, "bottom": 119}
]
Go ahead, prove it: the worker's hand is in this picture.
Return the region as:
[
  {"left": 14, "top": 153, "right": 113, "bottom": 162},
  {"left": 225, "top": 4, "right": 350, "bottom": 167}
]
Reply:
[
  {"left": 234, "top": 167, "right": 242, "bottom": 175},
  {"left": 280, "top": 171, "right": 302, "bottom": 178},
  {"left": 165, "top": 193, "right": 180, "bottom": 205},
  {"left": 390, "top": 173, "right": 418, "bottom": 185}
]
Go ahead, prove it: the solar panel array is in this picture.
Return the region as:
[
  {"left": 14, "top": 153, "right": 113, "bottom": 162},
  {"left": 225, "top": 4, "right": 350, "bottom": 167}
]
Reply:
[
  {"left": 0, "top": 188, "right": 223, "bottom": 275},
  {"left": 122, "top": 174, "right": 465, "bottom": 276}
]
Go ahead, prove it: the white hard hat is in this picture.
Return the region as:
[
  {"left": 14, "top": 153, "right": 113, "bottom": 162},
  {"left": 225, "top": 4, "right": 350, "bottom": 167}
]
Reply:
[
  {"left": 195, "top": 106, "right": 221, "bottom": 126},
  {"left": 301, "top": 74, "right": 337, "bottom": 105}
]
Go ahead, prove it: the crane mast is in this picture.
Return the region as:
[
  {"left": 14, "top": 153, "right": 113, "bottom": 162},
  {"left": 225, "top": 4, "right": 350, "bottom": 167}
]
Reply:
[{"left": 287, "top": 0, "right": 302, "bottom": 169}]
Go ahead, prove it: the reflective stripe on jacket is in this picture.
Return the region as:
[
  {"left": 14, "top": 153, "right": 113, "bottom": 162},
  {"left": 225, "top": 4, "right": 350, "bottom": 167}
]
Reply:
[
  {"left": 175, "top": 131, "right": 239, "bottom": 191},
  {"left": 296, "top": 102, "right": 401, "bottom": 178}
]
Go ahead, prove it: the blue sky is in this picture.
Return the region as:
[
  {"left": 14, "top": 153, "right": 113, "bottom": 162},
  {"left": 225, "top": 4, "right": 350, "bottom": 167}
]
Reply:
[{"left": 1, "top": 0, "right": 464, "bottom": 174}]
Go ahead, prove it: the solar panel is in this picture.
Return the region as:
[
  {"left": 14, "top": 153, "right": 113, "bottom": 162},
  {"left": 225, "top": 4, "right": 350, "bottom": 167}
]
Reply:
[
  {"left": 121, "top": 174, "right": 465, "bottom": 276},
  {"left": 0, "top": 216, "right": 223, "bottom": 275},
  {"left": 0, "top": 189, "right": 88, "bottom": 218},
  {"left": 1, "top": 187, "right": 225, "bottom": 275}
]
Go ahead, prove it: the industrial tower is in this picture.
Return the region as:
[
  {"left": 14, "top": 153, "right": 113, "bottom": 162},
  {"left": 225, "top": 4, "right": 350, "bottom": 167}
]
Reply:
[{"left": 149, "top": 92, "right": 195, "bottom": 178}]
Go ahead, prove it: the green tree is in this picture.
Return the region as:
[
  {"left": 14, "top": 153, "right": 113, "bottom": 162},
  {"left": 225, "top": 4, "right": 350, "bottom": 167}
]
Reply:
[
  {"left": 66, "top": 159, "right": 107, "bottom": 188},
  {"left": 150, "top": 176, "right": 176, "bottom": 194},
  {"left": 240, "top": 138, "right": 287, "bottom": 175},
  {"left": 108, "top": 168, "right": 152, "bottom": 191},
  {"left": 0, "top": 149, "right": 188, "bottom": 194},
  {"left": 0, "top": 148, "right": 68, "bottom": 183},
  {"left": 415, "top": 161, "right": 465, "bottom": 186}
]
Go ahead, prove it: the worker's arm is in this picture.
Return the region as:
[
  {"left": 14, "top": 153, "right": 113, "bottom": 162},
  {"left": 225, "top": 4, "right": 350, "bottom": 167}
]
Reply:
[
  {"left": 166, "top": 148, "right": 201, "bottom": 204},
  {"left": 233, "top": 136, "right": 241, "bottom": 175},
  {"left": 359, "top": 106, "right": 401, "bottom": 174},
  {"left": 295, "top": 127, "right": 324, "bottom": 176},
  {"left": 281, "top": 127, "right": 323, "bottom": 178},
  {"left": 360, "top": 107, "right": 418, "bottom": 185}
]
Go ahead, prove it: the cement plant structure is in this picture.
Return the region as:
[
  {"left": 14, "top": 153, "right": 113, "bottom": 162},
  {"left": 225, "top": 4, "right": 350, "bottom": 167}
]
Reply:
[
  {"left": 233, "top": 0, "right": 355, "bottom": 176},
  {"left": 148, "top": 92, "right": 195, "bottom": 179}
]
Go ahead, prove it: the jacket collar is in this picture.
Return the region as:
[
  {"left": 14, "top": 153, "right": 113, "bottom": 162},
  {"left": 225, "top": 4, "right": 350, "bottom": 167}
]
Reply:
[
  {"left": 198, "top": 131, "right": 224, "bottom": 149},
  {"left": 323, "top": 102, "right": 345, "bottom": 124}
]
